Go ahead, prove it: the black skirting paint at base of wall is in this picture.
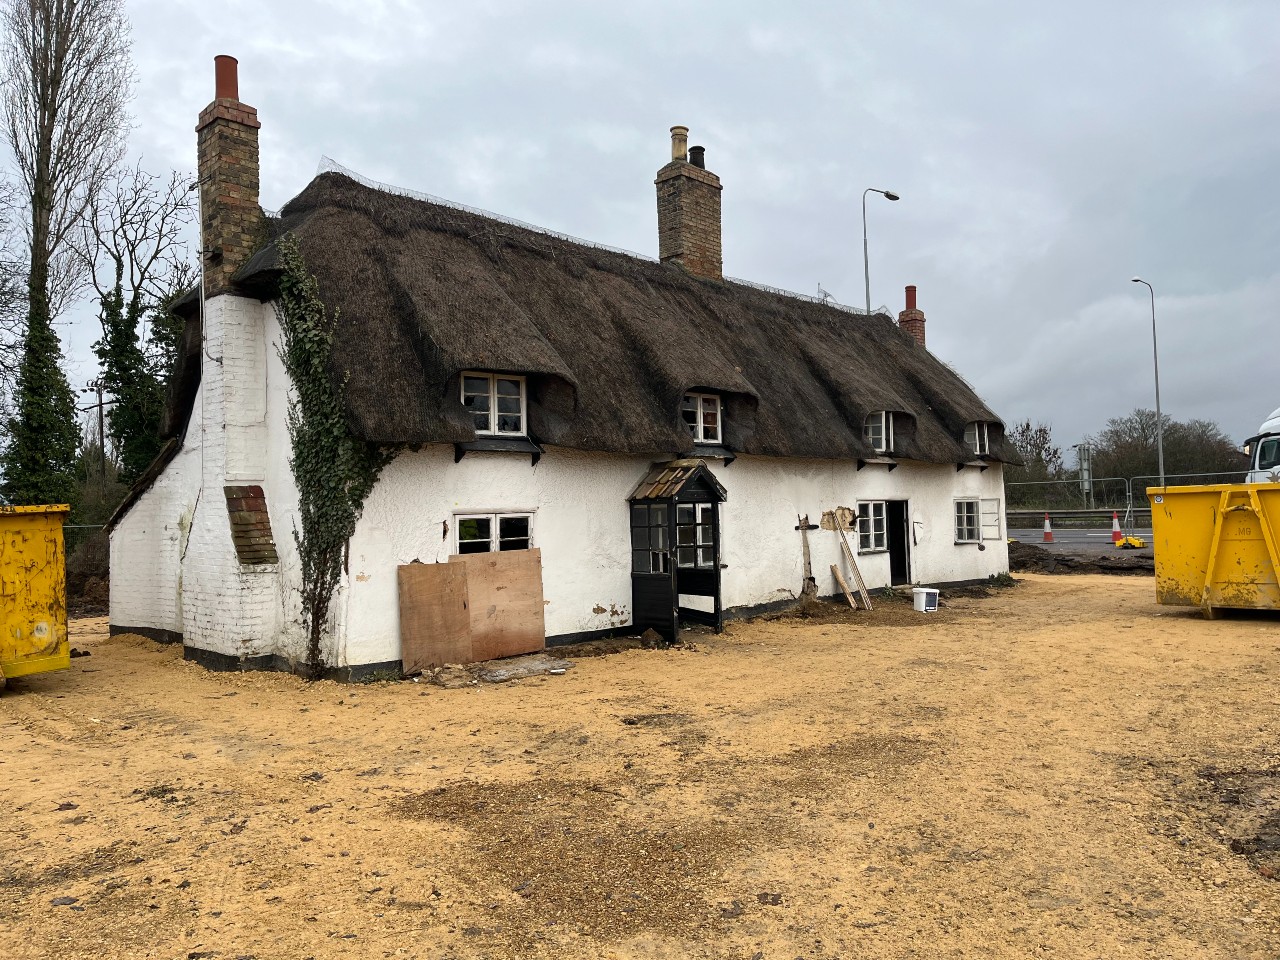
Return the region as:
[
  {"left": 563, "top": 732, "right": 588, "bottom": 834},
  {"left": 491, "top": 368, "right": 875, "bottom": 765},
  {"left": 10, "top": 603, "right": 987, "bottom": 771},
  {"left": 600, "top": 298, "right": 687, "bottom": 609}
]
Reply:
[
  {"left": 110, "top": 574, "right": 1003, "bottom": 681},
  {"left": 109, "top": 623, "right": 183, "bottom": 645}
]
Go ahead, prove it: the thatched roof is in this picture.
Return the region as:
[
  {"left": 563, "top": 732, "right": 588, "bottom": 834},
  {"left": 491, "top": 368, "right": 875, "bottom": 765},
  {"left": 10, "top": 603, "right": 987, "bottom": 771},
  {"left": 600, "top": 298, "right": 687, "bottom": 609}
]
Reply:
[{"left": 233, "top": 171, "right": 1009, "bottom": 464}]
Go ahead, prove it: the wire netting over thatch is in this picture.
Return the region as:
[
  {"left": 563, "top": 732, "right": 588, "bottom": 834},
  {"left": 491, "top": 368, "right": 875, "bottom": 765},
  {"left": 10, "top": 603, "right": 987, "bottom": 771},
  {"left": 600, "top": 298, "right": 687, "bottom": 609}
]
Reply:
[{"left": 231, "top": 171, "right": 1008, "bottom": 464}]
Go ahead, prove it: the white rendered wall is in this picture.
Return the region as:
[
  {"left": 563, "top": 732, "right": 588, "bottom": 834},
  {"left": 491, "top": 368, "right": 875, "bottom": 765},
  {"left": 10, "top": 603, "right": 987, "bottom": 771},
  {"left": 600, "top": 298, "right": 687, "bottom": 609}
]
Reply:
[
  {"left": 340, "top": 446, "right": 1008, "bottom": 666},
  {"left": 108, "top": 392, "right": 203, "bottom": 637},
  {"left": 176, "top": 294, "right": 287, "bottom": 659}
]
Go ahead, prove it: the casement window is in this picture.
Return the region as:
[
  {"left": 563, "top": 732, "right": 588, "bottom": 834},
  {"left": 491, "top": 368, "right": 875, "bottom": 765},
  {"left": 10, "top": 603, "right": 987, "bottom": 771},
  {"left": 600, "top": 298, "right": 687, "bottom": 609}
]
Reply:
[
  {"left": 864, "top": 411, "right": 894, "bottom": 453},
  {"left": 455, "top": 513, "right": 533, "bottom": 554},
  {"left": 954, "top": 499, "right": 980, "bottom": 543},
  {"left": 675, "top": 502, "right": 716, "bottom": 568},
  {"left": 857, "top": 501, "right": 887, "bottom": 552},
  {"left": 681, "top": 393, "right": 721, "bottom": 444},
  {"left": 964, "top": 421, "right": 990, "bottom": 456},
  {"left": 462, "top": 373, "right": 526, "bottom": 436},
  {"left": 630, "top": 503, "right": 670, "bottom": 574}
]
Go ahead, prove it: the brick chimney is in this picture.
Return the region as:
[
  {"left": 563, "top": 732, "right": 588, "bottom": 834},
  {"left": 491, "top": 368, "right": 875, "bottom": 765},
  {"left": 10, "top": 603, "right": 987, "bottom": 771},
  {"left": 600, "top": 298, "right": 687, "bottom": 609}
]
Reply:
[
  {"left": 898, "top": 285, "right": 926, "bottom": 347},
  {"left": 655, "top": 126, "right": 722, "bottom": 280},
  {"left": 195, "top": 55, "right": 262, "bottom": 296}
]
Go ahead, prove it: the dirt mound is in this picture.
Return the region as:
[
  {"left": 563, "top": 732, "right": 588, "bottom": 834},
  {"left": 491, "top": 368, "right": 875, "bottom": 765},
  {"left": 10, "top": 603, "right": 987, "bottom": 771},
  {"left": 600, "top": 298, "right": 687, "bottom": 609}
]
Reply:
[{"left": 1009, "top": 539, "right": 1154, "bottom": 575}]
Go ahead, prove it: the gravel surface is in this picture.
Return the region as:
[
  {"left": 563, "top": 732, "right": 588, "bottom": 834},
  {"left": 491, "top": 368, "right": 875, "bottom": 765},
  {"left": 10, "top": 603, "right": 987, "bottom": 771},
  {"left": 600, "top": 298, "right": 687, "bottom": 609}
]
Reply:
[{"left": 2, "top": 574, "right": 1278, "bottom": 958}]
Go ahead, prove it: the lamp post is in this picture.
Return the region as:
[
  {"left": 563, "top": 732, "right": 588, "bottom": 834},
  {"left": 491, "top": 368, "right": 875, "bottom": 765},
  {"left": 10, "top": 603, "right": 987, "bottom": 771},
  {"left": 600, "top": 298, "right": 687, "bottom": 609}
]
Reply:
[
  {"left": 862, "top": 187, "right": 899, "bottom": 316},
  {"left": 1130, "top": 277, "right": 1165, "bottom": 488}
]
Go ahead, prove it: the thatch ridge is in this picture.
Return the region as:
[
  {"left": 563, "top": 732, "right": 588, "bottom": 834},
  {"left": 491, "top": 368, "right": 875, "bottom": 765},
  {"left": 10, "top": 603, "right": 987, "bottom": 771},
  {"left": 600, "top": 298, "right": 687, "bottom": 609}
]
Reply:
[{"left": 233, "top": 171, "right": 1008, "bottom": 464}]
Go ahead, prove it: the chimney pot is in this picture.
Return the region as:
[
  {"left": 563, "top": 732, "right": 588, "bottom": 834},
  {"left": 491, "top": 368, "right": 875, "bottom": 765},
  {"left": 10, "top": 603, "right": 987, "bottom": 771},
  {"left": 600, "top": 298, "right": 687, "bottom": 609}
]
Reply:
[
  {"left": 905, "top": 284, "right": 916, "bottom": 311},
  {"left": 689, "top": 145, "right": 705, "bottom": 169},
  {"left": 670, "top": 125, "right": 689, "bottom": 162},
  {"left": 214, "top": 54, "right": 239, "bottom": 101}
]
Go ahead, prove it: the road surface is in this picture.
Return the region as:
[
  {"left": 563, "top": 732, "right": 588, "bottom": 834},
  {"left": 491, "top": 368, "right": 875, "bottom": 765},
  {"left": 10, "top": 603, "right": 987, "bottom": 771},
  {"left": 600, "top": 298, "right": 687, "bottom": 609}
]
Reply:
[{"left": 1008, "top": 527, "right": 1154, "bottom": 555}]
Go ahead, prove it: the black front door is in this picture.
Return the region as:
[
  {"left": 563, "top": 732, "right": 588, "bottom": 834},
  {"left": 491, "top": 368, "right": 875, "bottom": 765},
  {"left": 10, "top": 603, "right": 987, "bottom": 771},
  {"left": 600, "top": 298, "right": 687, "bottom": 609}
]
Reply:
[
  {"left": 886, "top": 500, "right": 911, "bottom": 586},
  {"left": 629, "top": 502, "right": 677, "bottom": 641}
]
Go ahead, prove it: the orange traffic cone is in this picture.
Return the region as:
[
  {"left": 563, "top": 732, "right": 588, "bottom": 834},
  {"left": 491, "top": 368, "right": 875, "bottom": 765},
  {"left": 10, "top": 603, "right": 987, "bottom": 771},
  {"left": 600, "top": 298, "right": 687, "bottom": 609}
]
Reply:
[
  {"left": 1111, "top": 511, "right": 1123, "bottom": 544},
  {"left": 1042, "top": 513, "right": 1054, "bottom": 543}
]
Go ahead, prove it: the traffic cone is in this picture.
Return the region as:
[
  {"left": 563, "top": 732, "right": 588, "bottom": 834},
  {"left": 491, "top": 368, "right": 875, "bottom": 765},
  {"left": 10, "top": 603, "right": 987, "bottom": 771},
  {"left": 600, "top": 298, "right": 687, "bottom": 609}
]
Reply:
[
  {"left": 1111, "top": 511, "right": 1123, "bottom": 545},
  {"left": 1042, "top": 513, "right": 1054, "bottom": 543}
]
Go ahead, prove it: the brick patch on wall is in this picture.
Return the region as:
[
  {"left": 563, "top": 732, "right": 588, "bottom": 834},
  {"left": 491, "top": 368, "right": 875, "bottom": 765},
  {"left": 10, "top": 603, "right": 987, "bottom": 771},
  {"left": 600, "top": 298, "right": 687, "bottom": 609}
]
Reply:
[{"left": 224, "top": 485, "right": 279, "bottom": 564}]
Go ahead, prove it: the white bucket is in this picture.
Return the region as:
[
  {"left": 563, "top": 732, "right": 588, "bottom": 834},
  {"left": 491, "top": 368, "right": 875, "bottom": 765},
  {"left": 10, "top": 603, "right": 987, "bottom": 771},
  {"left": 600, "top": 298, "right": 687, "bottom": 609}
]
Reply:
[{"left": 912, "top": 587, "right": 939, "bottom": 613}]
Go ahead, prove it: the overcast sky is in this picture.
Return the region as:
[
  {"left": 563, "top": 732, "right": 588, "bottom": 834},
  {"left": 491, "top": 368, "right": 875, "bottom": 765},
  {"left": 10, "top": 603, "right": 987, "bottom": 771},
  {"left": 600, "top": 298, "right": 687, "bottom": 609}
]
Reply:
[{"left": 57, "top": 0, "right": 1280, "bottom": 459}]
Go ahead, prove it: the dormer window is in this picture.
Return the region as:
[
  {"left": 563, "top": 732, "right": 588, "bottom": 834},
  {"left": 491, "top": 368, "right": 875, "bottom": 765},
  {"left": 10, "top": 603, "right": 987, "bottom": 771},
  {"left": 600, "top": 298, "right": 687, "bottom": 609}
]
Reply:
[
  {"left": 682, "top": 392, "right": 721, "bottom": 444},
  {"left": 964, "top": 421, "right": 990, "bottom": 456},
  {"left": 864, "top": 411, "right": 894, "bottom": 453},
  {"left": 462, "top": 373, "right": 526, "bottom": 436}
]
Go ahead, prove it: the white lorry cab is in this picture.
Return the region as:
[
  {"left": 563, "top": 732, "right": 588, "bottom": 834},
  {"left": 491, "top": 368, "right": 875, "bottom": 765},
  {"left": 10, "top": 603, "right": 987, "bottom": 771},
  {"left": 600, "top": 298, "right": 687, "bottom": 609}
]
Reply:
[{"left": 1245, "top": 406, "right": 1280, "bottom": 483}]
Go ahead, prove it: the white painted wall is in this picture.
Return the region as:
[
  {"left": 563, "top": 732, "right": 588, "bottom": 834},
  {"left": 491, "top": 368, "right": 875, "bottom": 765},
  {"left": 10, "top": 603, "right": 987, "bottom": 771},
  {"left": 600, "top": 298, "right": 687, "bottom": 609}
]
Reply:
[
  {"left": 107, "top": 390, "right": 203, "bottom": 636},
  {"left": 172, "top": 294, "right": 289, "bottom": 660},
  {"left": 340, "top": 446, "right": 1008, "bottom": 666}
]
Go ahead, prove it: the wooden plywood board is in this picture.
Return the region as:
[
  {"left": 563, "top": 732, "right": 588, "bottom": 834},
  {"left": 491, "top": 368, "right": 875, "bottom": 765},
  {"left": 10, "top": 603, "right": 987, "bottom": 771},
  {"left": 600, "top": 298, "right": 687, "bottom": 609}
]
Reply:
[
  {"left": 455, "top": 548, "right": 546, "bottom": 662},
  {"left": 397, "top": 562, "right": 471, "bottom": 673}
]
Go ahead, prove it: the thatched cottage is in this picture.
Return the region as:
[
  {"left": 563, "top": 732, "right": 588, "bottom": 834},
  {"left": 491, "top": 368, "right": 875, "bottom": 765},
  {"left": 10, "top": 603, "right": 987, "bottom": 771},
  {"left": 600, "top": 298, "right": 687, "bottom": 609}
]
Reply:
[{"left": 109, "top": 57, "right": 1012, "bottom": 677}]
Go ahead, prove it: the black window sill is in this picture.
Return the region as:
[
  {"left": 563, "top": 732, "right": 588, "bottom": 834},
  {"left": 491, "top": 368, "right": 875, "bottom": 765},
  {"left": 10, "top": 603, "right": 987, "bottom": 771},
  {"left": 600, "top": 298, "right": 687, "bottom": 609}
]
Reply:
[
  {"left": 454, "top": 436, "right": 543, "bottom": 465},
  {"left": 691, "top": 444, "right": 736, "bottom": 465},
  {"left": 858, "top": 456, "right": 898, "bottom": 471}
]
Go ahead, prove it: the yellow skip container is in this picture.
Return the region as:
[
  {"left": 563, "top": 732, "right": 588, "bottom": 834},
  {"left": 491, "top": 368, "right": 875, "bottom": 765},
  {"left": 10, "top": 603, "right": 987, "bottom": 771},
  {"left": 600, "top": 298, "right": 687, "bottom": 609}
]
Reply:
[
  {"left": 1147, "top": 484, "right": 1280, "bottom": 617},
  {"left": 0, "top": 504, "right": 70, "bottom": 687}
]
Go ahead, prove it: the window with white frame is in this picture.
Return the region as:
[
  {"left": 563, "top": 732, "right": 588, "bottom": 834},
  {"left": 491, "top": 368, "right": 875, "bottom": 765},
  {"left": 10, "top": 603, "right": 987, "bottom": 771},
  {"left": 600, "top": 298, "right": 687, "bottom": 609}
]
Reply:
[
  {"left": 864, "top": 411, "right": 894, "bottom": 453},
  {"left": 954, "top": 499, "right": 980, "bottom": 543},
  {"left": 462, "top": 373, "right": 526, "bottom": 436},
  {"left": 455, "top": 513, "right": 533, "bottom": 554},
  {"left": 681, "top": 393, "right": 721, "bottom": 444},
  {"left": 964, "top": 421, "right": 990, "bottom": 456},
  {"left": 857, "top": 501, "right": 887, "bottom": 552},
  {"left": 675, "top": 502, "right": 716, "bottom": 568}
]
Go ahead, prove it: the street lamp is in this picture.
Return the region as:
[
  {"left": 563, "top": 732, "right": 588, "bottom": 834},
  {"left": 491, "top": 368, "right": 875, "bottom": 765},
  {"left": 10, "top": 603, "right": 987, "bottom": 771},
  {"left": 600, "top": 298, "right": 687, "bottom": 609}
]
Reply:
[
  {"left": 1130, "top": 276, "right": 1165, "bottom": 488},
  {"left": 862, "top": 188, "right": 899, "bottom": 316}
]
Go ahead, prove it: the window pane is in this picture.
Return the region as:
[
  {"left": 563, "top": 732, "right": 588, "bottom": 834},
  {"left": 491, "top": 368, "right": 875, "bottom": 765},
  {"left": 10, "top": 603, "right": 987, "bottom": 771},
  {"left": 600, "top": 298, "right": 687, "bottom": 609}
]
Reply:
[
  {"left": 499, "top": 516, "right": 529, "bottom": 540},
  {"left": 652, "top": 526, "right": 668, "bottom": 551},
  {"left": 681, "top": 396, "right": 698, "bottom": 433},
  {"left": 497, "top": 414, "right": 522, "bottom": 433},
  {"left": 463, "top": 375, "right": 490, "bottom": 396},
  {"left": 651, "top": 504, "right": 667, "bottom": 525},
  {"left": 631, "top": 503, "right": 649, "bottom": 526},
  {"left": 458, "top": 540, "right": 491, "bottom": 554},
  {"left": 859, "top": 531, "right": 871, "bottom": 551},
  {"left": 702, "top": 406, "right": 719, "bottom": 442},
  {"left": 633, "top": 525, "right": 650, "bottom": 548},
  {"left": 463, "top": 392, "right": 490, "bottom": 411},
  {"left": 472, "top": 412, "right": 491, "bottom": 432},
  {"left": 1260, "top": 439, "right": 1280, "bottom": 470},
  {"left": 496, "top": 378, "right": 522, "bottom": 397},
  {"left": 497, "top": 395, "right": 521, "bottom": 414},
  {"left": 697, "top": 546, "right": 715, "bottom": 568},
  {"left": 458, "top": 517, "right": 491, "bottom": 543},
  {"left": 698, "top": 523, "right": 712, "bottom": 545},
  {"left": 652, "top": 551, "right": 669, "bottom": 574},
  {"left": 499, "top": 538, "right": 530, "bottom": 551},
  {"left": 677, "top": 547, "right": 695, "bottom": 567},
  {"left": 677, "top": 525, "right": 695, "bottom": 545},
  {"left": 632, "top": 549, "right": 650, "bottom": 573},
  {"left": 677, "top": 504, "right": 695, "bottom": 525}
]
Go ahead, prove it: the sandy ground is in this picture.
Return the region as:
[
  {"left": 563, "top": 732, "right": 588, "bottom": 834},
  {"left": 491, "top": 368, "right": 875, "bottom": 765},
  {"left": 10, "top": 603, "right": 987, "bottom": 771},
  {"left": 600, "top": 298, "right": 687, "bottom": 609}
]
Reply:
[{"left": 3, "top": 574, "right": 1279, "bottom": 959}]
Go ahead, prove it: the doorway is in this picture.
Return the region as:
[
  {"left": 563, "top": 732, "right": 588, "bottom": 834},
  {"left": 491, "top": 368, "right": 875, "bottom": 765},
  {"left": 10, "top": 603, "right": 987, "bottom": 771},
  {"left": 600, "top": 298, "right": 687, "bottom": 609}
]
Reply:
[
  {"left": 886, "top": 500, "right": 911, "bottom": 586},
  {"left": 628, "top": 460, "right": 727, "bottom": 643}
]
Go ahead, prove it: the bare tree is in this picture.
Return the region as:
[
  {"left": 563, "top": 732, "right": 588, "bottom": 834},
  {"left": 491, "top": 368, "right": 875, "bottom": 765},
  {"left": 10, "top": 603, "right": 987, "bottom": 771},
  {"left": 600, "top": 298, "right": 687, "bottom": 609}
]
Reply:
[
  {"left": 75, "top": 163, "right": 194, "bottom": 483},
  {"left": 3, "top": 0, "right": 132, "bottom": 318},
  {"left": 0, "top": 0, "right": 132, "bottom": 506}
]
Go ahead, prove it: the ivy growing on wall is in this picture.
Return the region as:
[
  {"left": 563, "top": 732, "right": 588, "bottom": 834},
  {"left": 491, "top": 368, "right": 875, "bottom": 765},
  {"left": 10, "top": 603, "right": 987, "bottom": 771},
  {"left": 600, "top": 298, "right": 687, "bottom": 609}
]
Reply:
[{"left": 274, "top": 233, "right": 393, "bottom": 677}]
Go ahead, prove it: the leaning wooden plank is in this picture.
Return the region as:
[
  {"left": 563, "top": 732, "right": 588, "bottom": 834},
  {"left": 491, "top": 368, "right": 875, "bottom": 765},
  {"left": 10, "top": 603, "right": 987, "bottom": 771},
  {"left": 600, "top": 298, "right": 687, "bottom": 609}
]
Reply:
[
  {"left": 836, "top": 527, "right": 874, "bottom": 611},
  {"left": 455, "top": 548, "right": 546, "bottom": 662},
  {"left": 830, "top": 564, "right": 858, "bottom": 609},
  {"left": 397, "top": 562, "right": 472, "bottom": 674}
]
